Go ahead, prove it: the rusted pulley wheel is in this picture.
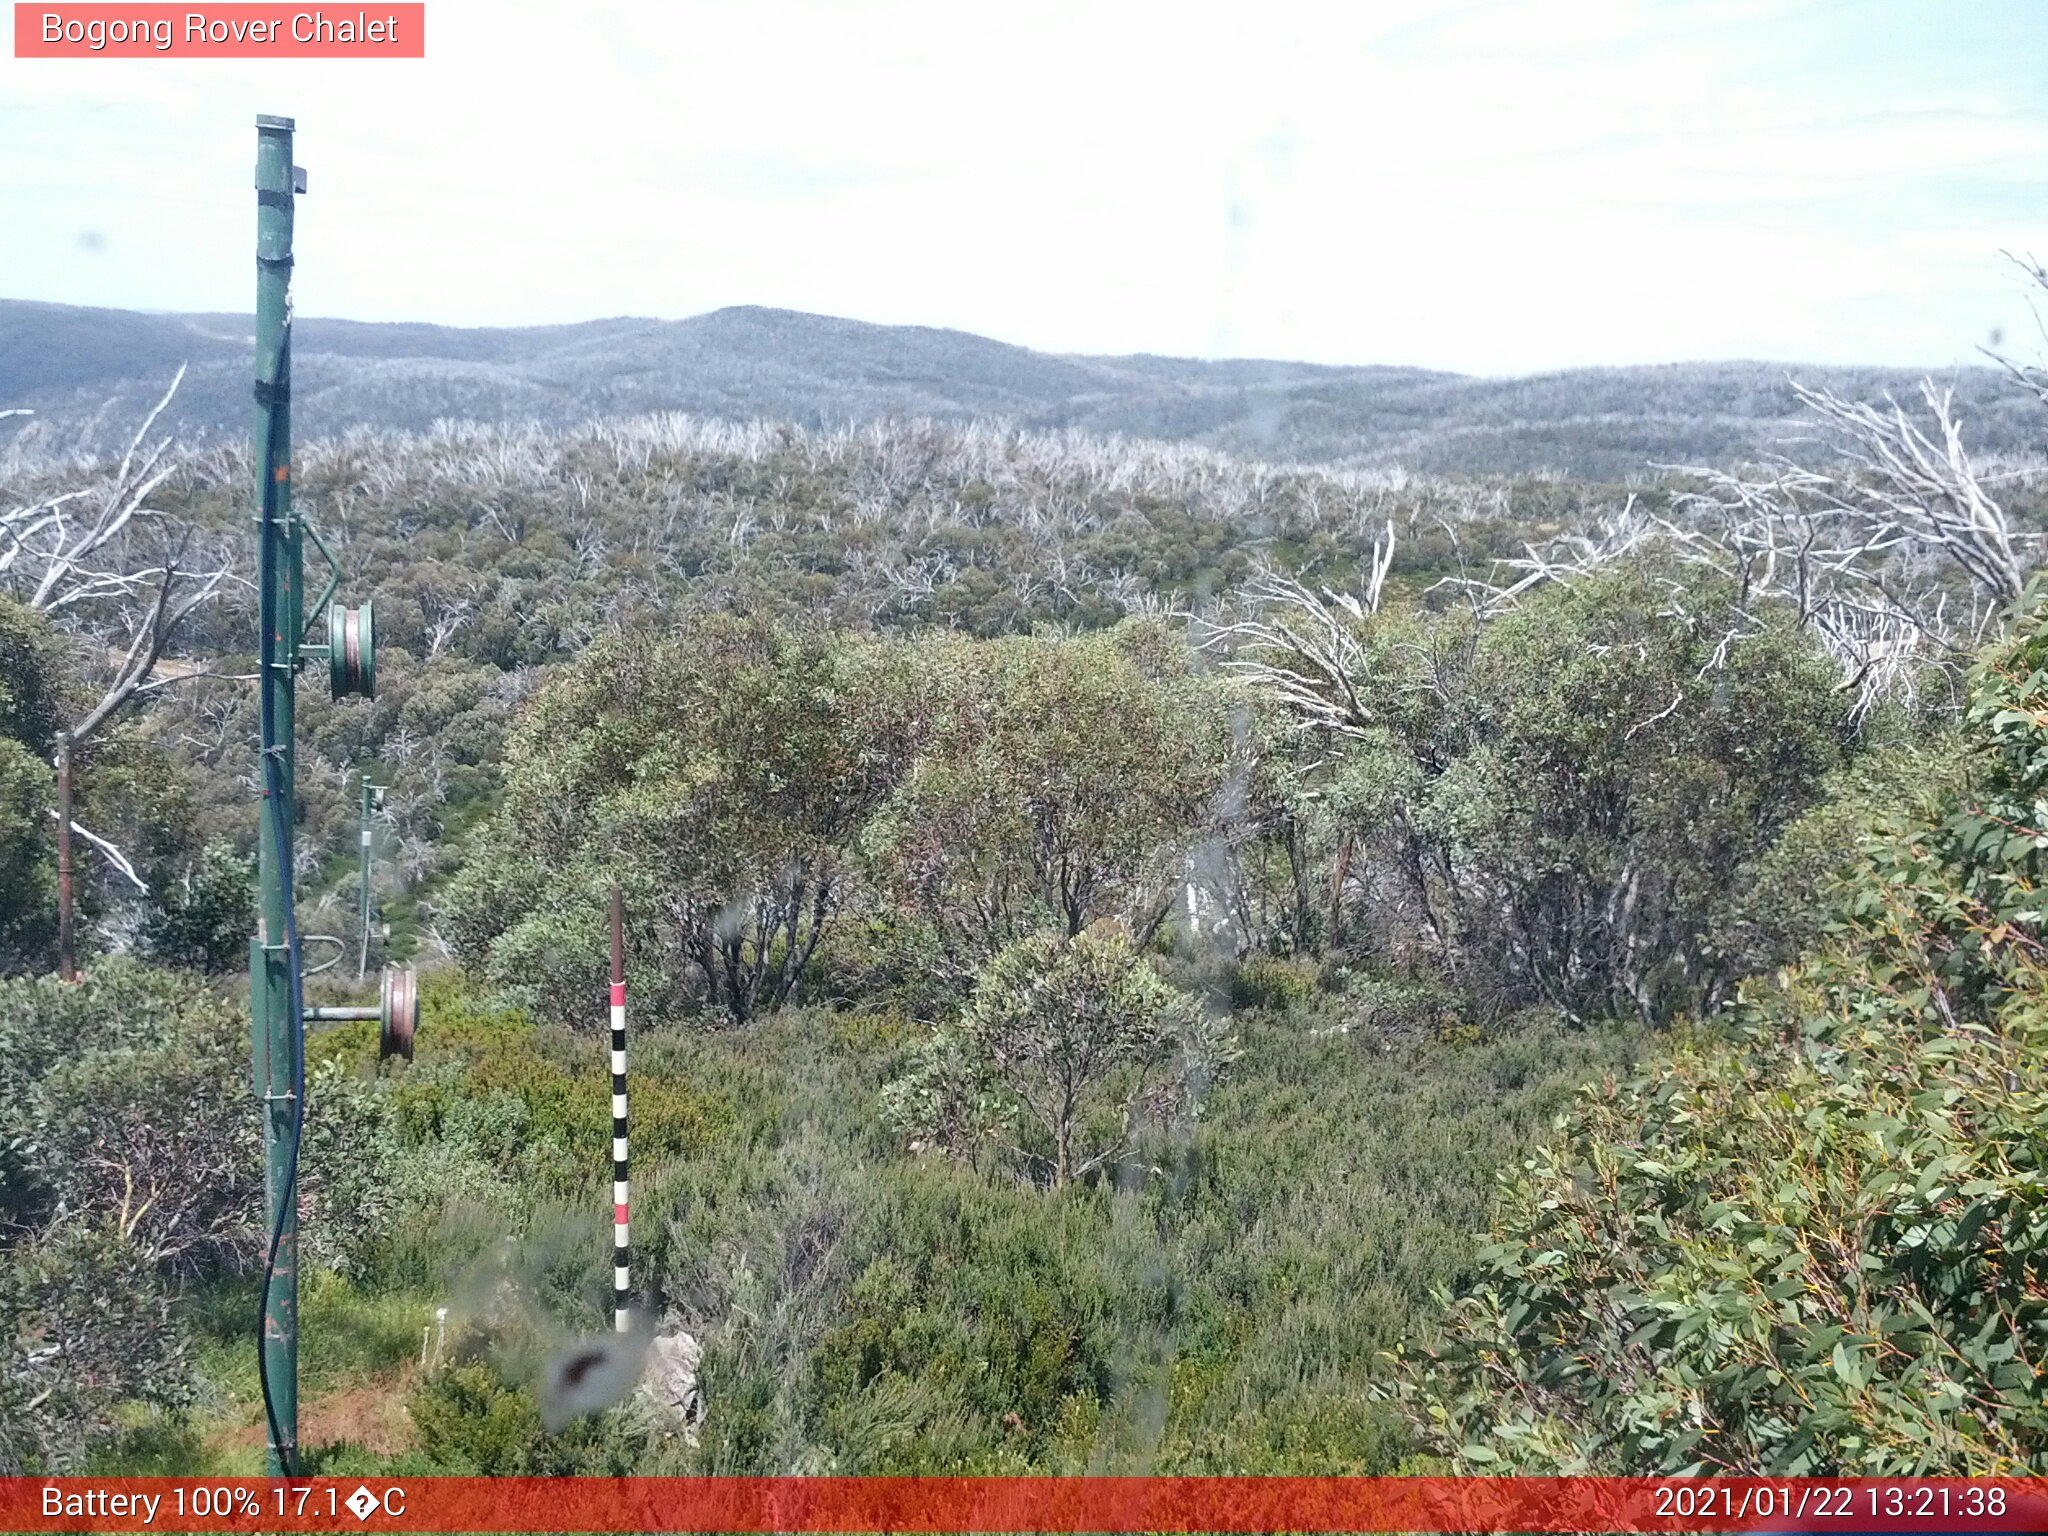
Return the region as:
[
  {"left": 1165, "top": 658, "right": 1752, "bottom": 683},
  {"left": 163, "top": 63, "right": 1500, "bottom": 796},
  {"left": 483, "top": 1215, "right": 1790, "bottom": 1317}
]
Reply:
[
  {"left": 379, "top": 965, "right": 417, "bottom": 1062},
  {"left": 329, "top": 599, "right": 377, "bottom": 699}
]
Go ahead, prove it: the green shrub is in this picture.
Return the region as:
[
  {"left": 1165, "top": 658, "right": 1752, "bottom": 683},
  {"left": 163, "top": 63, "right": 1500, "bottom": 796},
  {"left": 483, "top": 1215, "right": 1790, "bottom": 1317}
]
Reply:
[
  {"left": 1340, "top": 973, "right": 1464, "bottom": 1040},
  {"left": 408, "top": 1362, "right": 543, "bottom": 1474},
  {"left": 640, "top": 999, "right": 1636, "bottom": 1476},
  {"left": 1403, "top": 606, "right": 2048, "bottom": 1474},
  {"left": 147, "top": 842, "right": 255, "bottom": 975},
  {"left": 0, "top": 1224, "right": 189, "bottom": 1472},
  {"left": 0, "top": 736, "right": 56, "bottom": 974},
  {"left": 883, "top": 928, "right": 1231, "bottom": 1188},
  {"left": 300, "top": 1062, "right": 415, "bottom": 1281},
  {"left": 2, "top": 962, "right": 259, "bottom": 1276},
  {"left": 1228, "top": 954, "right": 1318, "bottom": 1012}
]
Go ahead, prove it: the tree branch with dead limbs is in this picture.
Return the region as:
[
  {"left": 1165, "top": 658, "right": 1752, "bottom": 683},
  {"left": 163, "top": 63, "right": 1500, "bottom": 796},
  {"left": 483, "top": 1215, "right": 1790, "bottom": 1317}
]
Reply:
[
  {"left": 1787, "top": 378, "right": 2028, "bottom": 606},
  {"left": 4, "top": 367, "right": 188, "bottom": 615},
  {"left": 1193, "top": 522, "right": 1395, "bottom": 740},
  {"left": 66, "top": 543, "right": 232, "bottom": 745},
  {"left": 1657, "top": 507, "right": 1965, "bottom": 723},
  {"left": 133, "top": 665, "right": 256, "bottom": 696},
  {"left": 1984, "top": 250, "right": 2048, "bottom": 411},
  {"left": 1, "top": 371, "right": 233, "bottom": 751},
  {"left": 1653, "top": 372, "right": 2037, "bottom": 718},
  {"left": 1426, "top": 497, "right": 1649, "bottom": 621},
  {"left": 1624, "top": 687, "right": 1684, "bottom": 742},
  {"left": 5, "top": 370, "right": 236, "bottom": 969}
]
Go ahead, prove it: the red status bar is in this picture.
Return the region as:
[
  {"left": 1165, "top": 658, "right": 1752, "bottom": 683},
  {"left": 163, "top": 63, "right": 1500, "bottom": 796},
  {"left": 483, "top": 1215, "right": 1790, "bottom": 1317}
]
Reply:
[{"left": 8, "top": 1477, "right": 2048, "bottom": 1533}]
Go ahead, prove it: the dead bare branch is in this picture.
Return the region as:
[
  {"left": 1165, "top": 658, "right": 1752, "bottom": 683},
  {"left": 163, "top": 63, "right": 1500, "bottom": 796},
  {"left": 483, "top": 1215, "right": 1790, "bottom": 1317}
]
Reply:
[
  {"left": 46, "top": 811, "right": 148, "bottom": 893},
  {"left": 1193, "top": 522, "right": 1396, "bottom": 739}
]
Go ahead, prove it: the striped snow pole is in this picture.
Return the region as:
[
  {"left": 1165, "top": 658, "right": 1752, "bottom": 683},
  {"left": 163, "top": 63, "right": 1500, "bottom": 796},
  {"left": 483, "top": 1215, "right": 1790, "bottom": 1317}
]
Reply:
[{"left": 609, "top": 886, "right": 630, "bottom": 1333}]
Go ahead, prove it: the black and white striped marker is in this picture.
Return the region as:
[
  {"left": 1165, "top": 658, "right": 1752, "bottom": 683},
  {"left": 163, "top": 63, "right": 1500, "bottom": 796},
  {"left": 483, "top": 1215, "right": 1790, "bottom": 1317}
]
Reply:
[{"left": 609, "top": 887, "right": 630, "bottom": 1334}]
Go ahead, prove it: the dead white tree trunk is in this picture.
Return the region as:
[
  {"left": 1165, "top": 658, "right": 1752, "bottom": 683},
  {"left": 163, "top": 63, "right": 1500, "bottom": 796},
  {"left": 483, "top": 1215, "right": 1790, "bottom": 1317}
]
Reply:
[{"left": 1, "top": 369, "right": 232, "bottom": 970}]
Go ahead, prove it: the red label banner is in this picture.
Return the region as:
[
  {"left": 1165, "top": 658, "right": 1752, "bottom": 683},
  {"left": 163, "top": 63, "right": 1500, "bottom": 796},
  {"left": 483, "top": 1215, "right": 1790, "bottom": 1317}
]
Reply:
[
  {"left": 13, "top": 4, "right": 424, "bottom": 57},
  {"left": 5, "top": 1477, "right": 2048, "bottom": 1532}
]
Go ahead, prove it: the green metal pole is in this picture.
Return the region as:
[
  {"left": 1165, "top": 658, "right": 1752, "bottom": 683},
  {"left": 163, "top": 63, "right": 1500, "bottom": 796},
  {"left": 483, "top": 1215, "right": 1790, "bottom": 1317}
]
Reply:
[{"left": 253, "top": 112, "right": 301, "bottom": 1478}]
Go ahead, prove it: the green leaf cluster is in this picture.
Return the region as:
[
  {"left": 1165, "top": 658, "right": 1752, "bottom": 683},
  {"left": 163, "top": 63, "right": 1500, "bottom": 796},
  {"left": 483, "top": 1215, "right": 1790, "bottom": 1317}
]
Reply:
[{"left": 1403, "top": 603, "right": 2048, "bottom": 1473}]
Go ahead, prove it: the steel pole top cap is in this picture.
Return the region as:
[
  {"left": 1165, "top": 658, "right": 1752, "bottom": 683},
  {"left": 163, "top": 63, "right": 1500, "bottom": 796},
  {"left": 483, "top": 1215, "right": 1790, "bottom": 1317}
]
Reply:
[{"left": 256, "top": 114, "right": 297, "bottom": 131}]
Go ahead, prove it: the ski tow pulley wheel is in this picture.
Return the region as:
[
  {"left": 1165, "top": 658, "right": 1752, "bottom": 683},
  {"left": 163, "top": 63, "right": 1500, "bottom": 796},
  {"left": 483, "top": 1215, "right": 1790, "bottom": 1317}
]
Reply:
[
  {"left": 379, "top": 965, "right": 418, "bottom": 1062},
  {"left": 329, "top": 599, "right": 376, "bottom": 699}
]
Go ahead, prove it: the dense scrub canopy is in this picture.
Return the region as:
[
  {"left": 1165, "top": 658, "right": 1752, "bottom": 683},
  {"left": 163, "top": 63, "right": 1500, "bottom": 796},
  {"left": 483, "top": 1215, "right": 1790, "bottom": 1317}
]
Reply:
[
  {"left": 19, "top": 399, "right": 1933, "bottom": 988},
  {"left": 1219, "top": 564, "right": 1861, "bottom": 1022},
  {"left": 522, "top": 992, "right": 1638, "bottom": 1475},
  {"left": 0, "top": 591, "right": 235, "bottom": 977},
  {"left": 8, "top": 331, "right": 2043, "bottom": 1477},
  {"left": 0, "top": 600, "right": 65, "bottom": 968},
  {"left": 443, "top": 559, "right": 1882, "bottom": 1050},
  {"left": 865, "top": 622, "right": 1231, "bottom": 965},
  {"left": 442, "top": 611, "right": 904, "bottom": 1025},
  {"left": 1436, "top": 564, "right": 1854, "bottom": 1019},
  {"left": 446, "top": 613, "right": 1238, "bottom": 1027},
  {"left": 0, "top": 964, "right": 257, "bottom": 1469},
  {"left": 1407, "top": 600, "right": 2048, "bottom": 1473}
]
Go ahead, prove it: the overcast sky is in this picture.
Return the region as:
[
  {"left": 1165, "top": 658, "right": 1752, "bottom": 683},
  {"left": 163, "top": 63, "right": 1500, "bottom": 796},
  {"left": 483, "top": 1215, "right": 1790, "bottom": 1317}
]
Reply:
[{"left": 3, "top": 0, "right": 2046, "bottom": 374}]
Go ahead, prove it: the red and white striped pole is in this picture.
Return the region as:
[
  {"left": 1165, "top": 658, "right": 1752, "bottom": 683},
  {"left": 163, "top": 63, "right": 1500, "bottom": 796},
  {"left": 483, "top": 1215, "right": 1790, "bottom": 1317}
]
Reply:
[{"left": 609, "top": 885, "right": 630, "bottom": 1334}]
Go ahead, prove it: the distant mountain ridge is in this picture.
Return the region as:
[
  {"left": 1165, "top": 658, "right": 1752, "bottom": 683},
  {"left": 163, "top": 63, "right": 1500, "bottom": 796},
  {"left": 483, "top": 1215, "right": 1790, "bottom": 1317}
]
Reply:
[{"left": 2, "top": 298, "right": 2037, "bottom": 477}]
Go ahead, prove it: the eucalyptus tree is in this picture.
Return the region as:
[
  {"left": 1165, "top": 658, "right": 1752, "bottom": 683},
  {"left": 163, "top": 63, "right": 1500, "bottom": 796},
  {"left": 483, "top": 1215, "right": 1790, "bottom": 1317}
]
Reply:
[
  {"left": 444, "top": 612, "right": 904, "bottom": 1025},
  {"left": 882, "top": 924, "right": 1228, "bottom": 1189},
  {"left": 1205, "top": 545, "right": 1853, "bottom": 1020},
  {"left": 861, "top": 620, "right": 1232, "bottom": 968},
  {"left": 1409, "top": 604, "right": 2048, "bottom": 1474}
]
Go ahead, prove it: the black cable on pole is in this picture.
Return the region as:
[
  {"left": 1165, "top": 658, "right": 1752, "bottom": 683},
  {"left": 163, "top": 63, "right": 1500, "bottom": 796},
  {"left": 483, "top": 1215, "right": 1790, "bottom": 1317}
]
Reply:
[{"left": 254, "top": 330, "right": 305, "bottom": 1479}]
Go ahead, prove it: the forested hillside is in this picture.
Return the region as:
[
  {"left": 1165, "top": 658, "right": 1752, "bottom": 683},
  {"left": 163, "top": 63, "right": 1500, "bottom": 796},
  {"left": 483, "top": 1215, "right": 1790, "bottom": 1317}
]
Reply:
[
  {"left": 6, "top": 297, "right": 2042, "bottom": 477},
  {"left": 3, "top": 303, "right": 2047, "bottom": 1476}
]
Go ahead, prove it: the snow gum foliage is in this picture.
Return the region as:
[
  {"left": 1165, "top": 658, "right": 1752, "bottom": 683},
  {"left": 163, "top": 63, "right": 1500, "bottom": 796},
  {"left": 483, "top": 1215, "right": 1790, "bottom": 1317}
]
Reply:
[
  {"left": 1405, "top": 599, "right": 2048, "bottom": 1474},
  {"left": 7, "top": 391, "right": 2038, "bottom": 1475},
  {"left": 860, "top": 622, "right": 1229, "bottom": 964},
  {"left": 1223, "top": 564, "right": 1858, "bottom": 1021},
  {"left": 883, "top": 927, "right": 1233, "bottom": 1188},
  {"left": 0, "top": 964, "right": 256, "bottom": 1470},
  {"left": 445, "top": 614, "right": 1230, "bottom": 1027},
  {"left": 443, "top": 612, "right": 900, "bottom": 1026}
]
